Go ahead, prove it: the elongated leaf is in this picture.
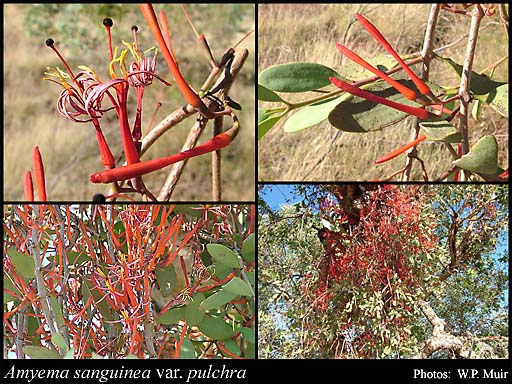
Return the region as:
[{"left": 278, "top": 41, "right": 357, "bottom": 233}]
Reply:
[
  {"left": 49, "top": 296, "right": 65, "bottom": 328},
  {"left": 8, "top": 248, "right": 35, "bottom": 279},
  {"left": 184, "top": 293, "right": 205, "bottom": 325},
  {"left": 258, "top": 84, "right": 284, "bottom": 102},
  {"left": 200, "top": 290, "right": 238, "bottom": 310},
  {"left": 207, "top": 244, "right": 240, "bottom": 268},
  {"left": 178, "top": 336, "right": 196, "bottom": 359},
  {"left": 338, "top": 53, "right": 400, "bottom": 81},
  {"left": 453, "top": 135, "right": 499, "bottom": 176},
  {"left": 486, "top": 83, "right": 508, "bottom": 117},
  {"left": 435, "top": 54, "right": 506, "bottom": 95},
  {"left": 51, "top": 332, "right": 68, "bottom": 352},
  {"left": 23, "top": 346, "right": 61, "bottom": 359},
  {"left": 420, "top": 120, "right": 462, "bottom": 143},
  {"left": 241, "top": 234, "right": 255, "bottom": 263},
  {"left": 258, "top": 114, "right": 284, "bottom": 140},
  {"left": 259, "top": 62, "right": 340, "bottom": 93},
  {"left": 223, "top": 277, "right": 253, "bottom": 297},
  {"left": 157, "top": 306, "right": 186, "bottom": 325},
  {"left": 239, "top": 327, "right": 255, "bottom": 343},
  {"left": 198, "top": 316, "right": 235, "bottom": 340},
  {"left": 328, "top": 79, "right": 439, "bottom": 132},
  {"left": 284, "top": 97, "right": 344, "bottom": 133},
  {"left": 155, "top": 265, "right": 177, "bottom": 297}
]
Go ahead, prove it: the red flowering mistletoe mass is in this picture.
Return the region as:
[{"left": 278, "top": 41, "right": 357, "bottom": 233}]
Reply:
[{"left": 301, "top": 185, "right": 439, "bottom": 358}]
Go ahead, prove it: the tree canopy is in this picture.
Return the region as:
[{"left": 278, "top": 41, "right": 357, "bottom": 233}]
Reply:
[{"left": 258, "top": 184, "right": 508, "bottom": 359}]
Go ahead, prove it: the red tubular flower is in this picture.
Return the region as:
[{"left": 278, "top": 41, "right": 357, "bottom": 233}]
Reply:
[
  {"left": 32, "top": 146, "right": 47, "bottom": 201},
  {"left": 24, "top": 171, "right": 34, "bottom": 201},
  {"left": 90, "top": 123, "right": 238, "bottom": 184},
  {"left": 355, "top": 13, "right": 435, "bottom": 101},
  {"left": 139, "top": 4, "right": 204, "bottom": 109},
  {"left": 374, "top": 135, "right": 427, "bottom": 164},
  {"left": 329, "top": 77, "right": 438, "bottom": 120},
  {"left": 335, "top": 43, "right": 418, "bottom": 102}
]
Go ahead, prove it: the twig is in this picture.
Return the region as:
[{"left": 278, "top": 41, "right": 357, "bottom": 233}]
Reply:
[
  {"left": 30, "top": 206, "right": 63, "bottom": 355},
  {"left": 458, "top": 5, "right": 484, "bottom": 180},
  {"left": 212, "top": 116, "right": 223, "bottom": 200},
  {"left": 157, "top": 49, "right": 249, "bottom": 200},
  {"left": 402, "top": 3, "right": 441, "bottom": 181}
]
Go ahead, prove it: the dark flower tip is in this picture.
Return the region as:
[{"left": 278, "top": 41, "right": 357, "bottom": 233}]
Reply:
[
  {"left": 103, "top": 18, "right": 113, "bottom": 27},
  {"left": 131, "top": 25, "right": 138, "bottom": 32},
  {"left": 45, "top": 38, "right": 54, "bottom": 47},
  {"left": 92, "top": 193, "right": 106, "bottom": 203}
]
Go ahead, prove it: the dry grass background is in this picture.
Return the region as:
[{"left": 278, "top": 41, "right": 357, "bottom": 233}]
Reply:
[
  {"left": 4, "top": 4, "right": 255, "bottom": 201},
  {"left": 258, "top": 4, "right": 508, "bottom": 181}
]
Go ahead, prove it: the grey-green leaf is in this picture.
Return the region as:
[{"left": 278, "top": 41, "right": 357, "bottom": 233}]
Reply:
[
  {"left": 23, "top": 345, "right": 61, "bottom": 359},
  {"left": 258, "top": 84, "right": 284, "bottom": 102},
  {"left": 241, "top": 234, "right": 255, "bottom": 263},
  {"left": 284, "top": 96, "right": 344, "bottom": 133},
  {"left": 259, "top": 62, "right": 340, "bottom": 93},
  {"left": 200, "top": 290, "right": 238, "bottom": 310},
  {"left": 258, "top": 114, "right": 284, "bottom": 140},
  {"left": 420, "top": 120, "right": 462, "bottom": 143},
  {"left": 453, "top": 135, "right": 499, "bottom": 175},
  {"left": 223, "top": 276, "right": 254, "bottom": 297},
  {"left": 207, "top": 244, "right": 240, "bottom": 268},
  {"left": 8, "top": 248, "right": 35, "bottom": 279}
]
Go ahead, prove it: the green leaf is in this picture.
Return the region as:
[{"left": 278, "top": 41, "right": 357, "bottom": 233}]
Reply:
[
  {"left": 239, "top": 327, "right": 255, "bottom": 343},
  {"left": 3, "top": 275, "right": 17, "bottom": 303},
  {"left": 339, "top": 53, "right": 399, "bottom": 81},
  {"left": 328, "top": 79, "right": 433, "bottom": 132},
  {"left": 8, "top": 248, "right": 35, "bottom": 279},
  {"left": 258, "top": 113, "right": 284, "bottom": 140},
  {"left": 184, "top": 293, "right": 205, "bottom": 325},
  {"left": 157, "top": 306, "right": 186, "bottom": 325},
  {"left": 126, "top": 354, "right": 139, "bottom": 359},
  {"left": 221, "top": 339, "right": 241, "bottom": 357},
  {"left": 435, "top": 55, "right": 506, "bottom": 95},
  {"left": 49, "top": 296, "right": 65, "bottom": 328},
  {"left": 223, "top": 277, "right": 253, "bottom": 297},
  {"left": 198, "top": 316, "right": 235, "bottom": 340},
  {"left": 207, "top": 244, "right": 239, "bottom": 268},
  {"left": 155, "top": 265, "right": 177, "bottom": 297},
  {"left": 113, "top": 221, "right": 125, "bottom": 235},
  {"left": 23, "top": 345, "right": 61, "bottom": 359},
  {"left": 284, "top": 96, "right": 344, "bottom": 133},
  {"left": 66, "top": 251, "right": 88, "bottom": 266},
  {"left": 485, "top": 83, "right": 508, "bottom": 117},
  {"left": 258, "top": 84, "right": 284, "bottom": 102},
  {"left": 51, "top": 332, "right": 68, "bottom": 352},
  {"left": 63, "top": 348, "right": 74, "bottom": 359},
  {"left": 200, "top": 289, "right": 238, "bottom": 310},
  {"left": 259, "top": 62, "right": 340, "bottom": 93},
  {"left": 419, "top": 120, "right": 462, "bottom": 143},
  {"left": 245, "top": 271, "right": 255, "bottom": 288},
  {"left": 178, "top": 336, "right": 196, "bottom": 359},
  {"left": 83, "top": 280, "right": 114, "bottom": 322},
  {"left": 212, "top": 262, "right": 232, "bottom": 280},
  {"left": 241, "top": 234, "right": 255, "bottom": 263},
  {"left": 453, "top": 135, "right": 499, "bottom": 176}
]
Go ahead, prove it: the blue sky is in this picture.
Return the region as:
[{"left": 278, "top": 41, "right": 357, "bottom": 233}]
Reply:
[{"left": 259, "top": 184, "right": 299, "bottom": 211}]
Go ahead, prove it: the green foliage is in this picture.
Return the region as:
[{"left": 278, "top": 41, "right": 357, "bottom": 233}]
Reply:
[{"left": 258, "top": 184, "right": 509, "bottom": 359}]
